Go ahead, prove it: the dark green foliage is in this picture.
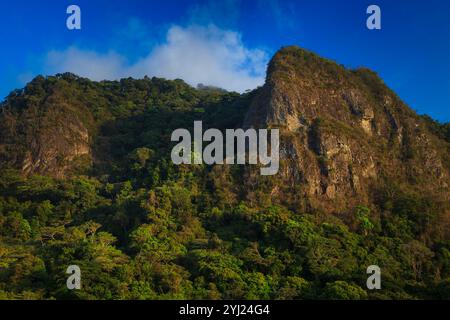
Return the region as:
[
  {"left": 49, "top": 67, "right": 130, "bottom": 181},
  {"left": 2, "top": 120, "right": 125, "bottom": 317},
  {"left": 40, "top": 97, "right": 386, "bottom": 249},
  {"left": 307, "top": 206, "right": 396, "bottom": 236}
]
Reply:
[{"left": 0, "top": 75, "right": 448, "bottom": 300}]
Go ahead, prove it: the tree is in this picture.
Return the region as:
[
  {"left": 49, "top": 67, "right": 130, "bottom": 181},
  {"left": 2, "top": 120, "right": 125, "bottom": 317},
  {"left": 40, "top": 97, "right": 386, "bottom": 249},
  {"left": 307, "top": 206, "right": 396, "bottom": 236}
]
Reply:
[{"left": 323, "top": 281, "right": 368, "bottom": 300}]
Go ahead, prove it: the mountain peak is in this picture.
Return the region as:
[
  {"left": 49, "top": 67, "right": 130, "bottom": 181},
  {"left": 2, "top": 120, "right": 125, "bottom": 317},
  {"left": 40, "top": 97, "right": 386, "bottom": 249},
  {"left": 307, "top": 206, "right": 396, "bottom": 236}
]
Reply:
[
  {"left": 243, "top": 46, "right": 448, "bottom": 212},
  {"left": 246, "top": 45, "right": 411, "bottom": 130},
  {"left": 268, "top": 46, "right": 344, "bottom": 76}
]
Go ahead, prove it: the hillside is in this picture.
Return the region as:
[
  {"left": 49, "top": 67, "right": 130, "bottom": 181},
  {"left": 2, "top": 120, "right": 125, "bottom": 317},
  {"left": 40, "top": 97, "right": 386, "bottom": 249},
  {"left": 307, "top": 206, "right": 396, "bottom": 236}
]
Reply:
[
  {"left": 0, "top": 47, "right": 449, "bottom": 300},
  {"left": 244, "top": 46, "right": 449, "bottom": 212}
]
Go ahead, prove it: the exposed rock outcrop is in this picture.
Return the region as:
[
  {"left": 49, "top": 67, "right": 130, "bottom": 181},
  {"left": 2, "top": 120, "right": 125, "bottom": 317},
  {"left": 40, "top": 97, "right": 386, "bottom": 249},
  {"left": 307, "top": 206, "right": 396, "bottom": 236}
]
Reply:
[{"left": 244, "top": 46, "right": 449, "bottom": 212}]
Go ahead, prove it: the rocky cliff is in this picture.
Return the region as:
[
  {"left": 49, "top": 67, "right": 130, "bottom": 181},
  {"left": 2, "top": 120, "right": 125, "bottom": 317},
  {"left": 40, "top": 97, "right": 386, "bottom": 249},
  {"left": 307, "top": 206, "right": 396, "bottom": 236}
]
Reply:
[{"left": 243, "top": 46, "right": 449, "bottom": 212}]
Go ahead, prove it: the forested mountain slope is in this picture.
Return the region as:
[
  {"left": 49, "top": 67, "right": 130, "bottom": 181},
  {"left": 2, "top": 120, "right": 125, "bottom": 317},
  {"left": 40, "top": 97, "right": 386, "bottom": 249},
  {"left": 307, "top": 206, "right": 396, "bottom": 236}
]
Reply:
[{"left": 0, "top": 47, "right": 448, "bottom": 300}]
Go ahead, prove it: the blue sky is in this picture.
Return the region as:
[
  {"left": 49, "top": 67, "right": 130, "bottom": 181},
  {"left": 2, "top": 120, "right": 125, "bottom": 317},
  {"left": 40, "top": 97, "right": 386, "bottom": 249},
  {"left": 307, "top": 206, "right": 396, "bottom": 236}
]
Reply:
[{"left": 0, "top": 0, "right": 449, "bottom": 121}]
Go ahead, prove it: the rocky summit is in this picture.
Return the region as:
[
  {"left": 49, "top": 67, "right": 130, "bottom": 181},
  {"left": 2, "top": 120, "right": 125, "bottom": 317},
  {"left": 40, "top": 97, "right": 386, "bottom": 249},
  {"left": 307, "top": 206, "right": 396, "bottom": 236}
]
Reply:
[{"left": 244, "top": 46, "right": 449, "bottom": 212}]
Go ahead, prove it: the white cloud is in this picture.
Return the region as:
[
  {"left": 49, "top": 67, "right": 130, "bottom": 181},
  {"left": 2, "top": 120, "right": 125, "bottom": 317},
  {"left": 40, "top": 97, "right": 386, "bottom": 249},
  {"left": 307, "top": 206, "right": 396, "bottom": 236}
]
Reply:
[{"left": 44, "top": 25, "right": 268, "bottom": 92}]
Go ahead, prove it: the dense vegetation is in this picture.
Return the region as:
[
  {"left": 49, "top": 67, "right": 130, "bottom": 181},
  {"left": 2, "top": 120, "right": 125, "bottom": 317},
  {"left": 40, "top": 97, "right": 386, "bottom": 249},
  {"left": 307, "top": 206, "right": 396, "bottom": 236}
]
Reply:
[{"left": 0, "top": 73, "right": 449, "bottom": 300}]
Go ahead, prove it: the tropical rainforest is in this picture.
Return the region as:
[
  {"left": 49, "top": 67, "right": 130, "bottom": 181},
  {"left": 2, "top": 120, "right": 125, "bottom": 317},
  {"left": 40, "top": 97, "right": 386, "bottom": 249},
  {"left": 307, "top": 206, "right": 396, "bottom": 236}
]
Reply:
[{"left": 0, "top": 47, "right": 449, "bottom": 300}]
